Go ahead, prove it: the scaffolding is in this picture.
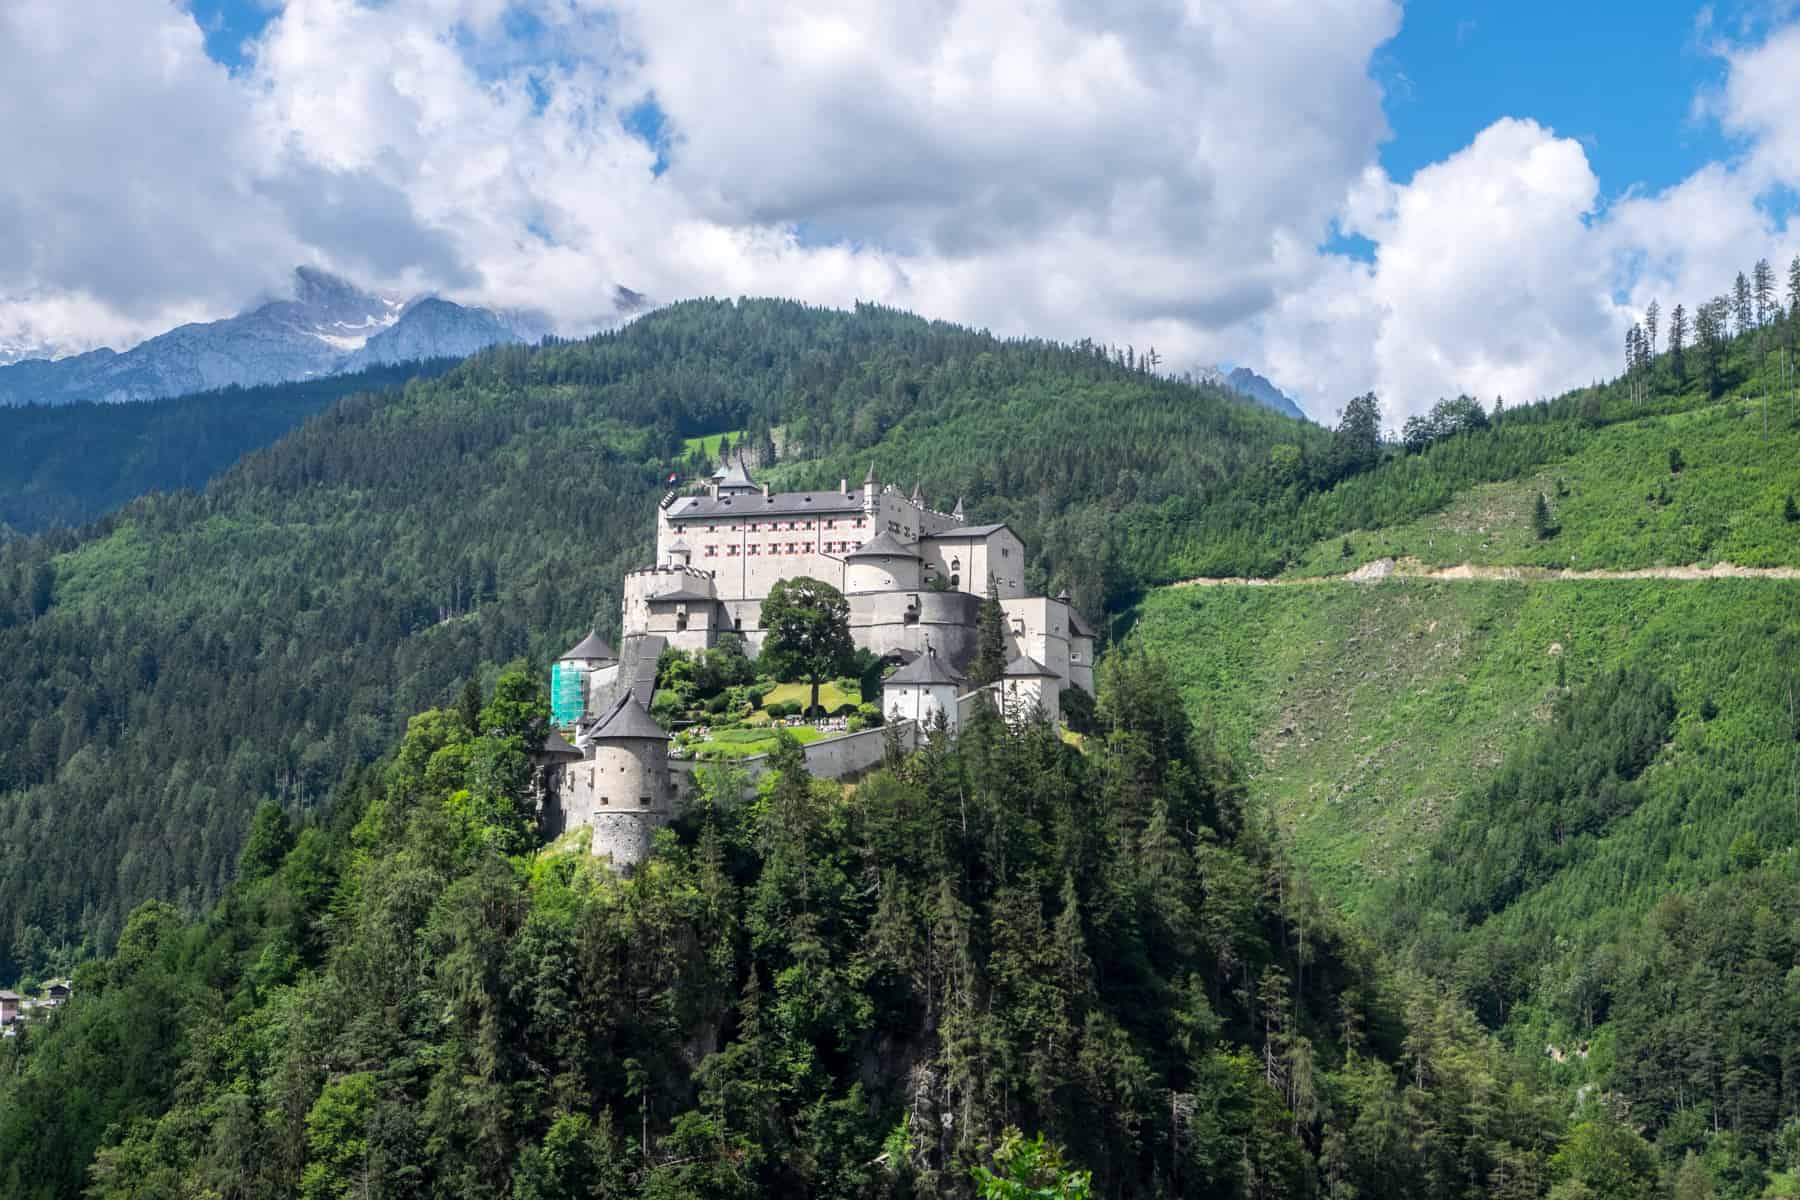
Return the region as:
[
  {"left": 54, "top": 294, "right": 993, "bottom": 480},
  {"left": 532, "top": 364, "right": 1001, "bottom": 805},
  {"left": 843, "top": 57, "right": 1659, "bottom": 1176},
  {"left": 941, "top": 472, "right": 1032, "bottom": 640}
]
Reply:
[{"left": 550, "top": 661, "right": 589, "bottom": 727}]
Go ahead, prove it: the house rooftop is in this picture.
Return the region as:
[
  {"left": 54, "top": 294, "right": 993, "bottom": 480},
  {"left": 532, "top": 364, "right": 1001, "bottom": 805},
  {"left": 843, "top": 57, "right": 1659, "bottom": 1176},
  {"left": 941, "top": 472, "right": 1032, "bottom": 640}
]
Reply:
[
  {"left": 1003, "top": 654, "right": 1059, "bottom": 679},
  {"left": 559, "top": 631, "right": 617, "bottom": 661},
  {"left": 923, "top": 523, "right": 1008, "bottom": 539},
  {"left": 846, "top": 530, "right": 919, "bottom": 560},
  {"left": 668, "top": 489, "right": 862, "bottom": 519},
  {"left": 885, "top": 648, "right": 966, "bottom": 687},
  {"left": 584, "top": 694, "right": 671, "bottom": 742}
]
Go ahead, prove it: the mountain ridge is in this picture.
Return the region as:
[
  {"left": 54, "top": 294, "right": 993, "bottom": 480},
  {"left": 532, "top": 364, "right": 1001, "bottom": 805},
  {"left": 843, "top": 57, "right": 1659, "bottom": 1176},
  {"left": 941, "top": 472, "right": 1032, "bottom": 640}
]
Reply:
[{"left": 0, "top": 268, "right": 553, "bottom": 407}]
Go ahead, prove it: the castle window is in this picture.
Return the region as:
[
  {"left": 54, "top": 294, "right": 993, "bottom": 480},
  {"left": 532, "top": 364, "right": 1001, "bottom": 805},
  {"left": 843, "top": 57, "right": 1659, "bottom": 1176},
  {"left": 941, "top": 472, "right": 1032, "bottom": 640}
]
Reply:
[
  {"left": 950, "top": 574, "right": 960, "bottom": 588},
  {"left": 950, "top": 557, "right": 960, "bottom": 572},
  {"left": 704, "top": 544, "right": 718, "bottom": 557},
  {"left": 600, "top": 796, "right": 609, "bottom": 805},
  {"left": 1001, "top": 547, "right": 1010, "bottom": 558},
  {"left": 639, "top": 796, "right": 651, "bottom": 808}
]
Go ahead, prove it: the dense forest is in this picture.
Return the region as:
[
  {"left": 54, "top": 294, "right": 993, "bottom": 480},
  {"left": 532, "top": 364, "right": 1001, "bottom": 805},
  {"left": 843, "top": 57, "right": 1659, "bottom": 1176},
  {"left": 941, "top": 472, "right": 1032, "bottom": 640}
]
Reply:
[
  {"left": 0, "top": 360, "right": 456, "bottom": 534},
  {"left": 0, "top": 298, "right": 1310, "bottom": 980},
  {"left": 3, "top": 654, "right": 1596, "bottom": 1200},
  {"left": 5, "top": 279, "right": 1800, "bottom": 1196}
]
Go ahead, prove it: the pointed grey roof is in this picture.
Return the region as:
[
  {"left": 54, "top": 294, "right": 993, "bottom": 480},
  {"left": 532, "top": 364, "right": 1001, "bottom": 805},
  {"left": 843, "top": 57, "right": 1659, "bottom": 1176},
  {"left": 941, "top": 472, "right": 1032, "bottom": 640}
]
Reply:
[
  {"left": 1056, "top": 587, "right": 1071, "bottom": 602},
  {"left": 885, "top": 648, "right": 966, "bottom": 687},
  {"left": 1067, "top": 608, "right": 1097, "bottom": 638},
  {"left": 560, "top": 631, "right": 617, "bottom": 661},
  {"left": 717, "top": 454, "right": 757, "bottom": 491},
  {"left": 846, "top": 530, "right": 920, "bottom": 559},
  {"left": 910, "top": 482, "right": 923, "bottom": 504},
  {"left": 1003, "top": 654, "right": 1058, "bottom": 679},
  {"left": 648, "top": 586, "right": 717, "bottom": 604},
  {"left": 586, "top": 694, "right": 670, "bottom": 742},
  {"left": 668, "top": 538, "right": 690, "bottom": 552},
  {"left": 952, "top": 497, "right": 965, "bottom": 519},
  {"left": 539, "top": 728, "right": 585, "bottom": 760},
  {"left": 864, "top": 462, "right": 877, "bottom": 484}
]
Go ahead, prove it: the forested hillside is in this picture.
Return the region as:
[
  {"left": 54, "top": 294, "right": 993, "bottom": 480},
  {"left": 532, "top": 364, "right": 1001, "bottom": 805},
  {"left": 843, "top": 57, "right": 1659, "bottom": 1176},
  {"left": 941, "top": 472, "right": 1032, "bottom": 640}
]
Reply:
[
  {"left": 1, "top": 657, "right": 1578, "bottom": 1200},
  {"left": 0, "top": 360, "right": 456, "bottom": 534},
  {"left": 1128, "top": 272, "right": 1800, "bottom": 1195},
  {"left": 0, "top": 298, "right": 1306, "bottom": 979}
]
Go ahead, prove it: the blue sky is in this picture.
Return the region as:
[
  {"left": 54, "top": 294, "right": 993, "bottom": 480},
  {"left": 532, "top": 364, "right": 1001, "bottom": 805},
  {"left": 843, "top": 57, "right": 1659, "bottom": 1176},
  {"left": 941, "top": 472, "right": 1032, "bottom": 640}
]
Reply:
[{"left": 11, "top": 0, "right": 1800, "bottom": 418}]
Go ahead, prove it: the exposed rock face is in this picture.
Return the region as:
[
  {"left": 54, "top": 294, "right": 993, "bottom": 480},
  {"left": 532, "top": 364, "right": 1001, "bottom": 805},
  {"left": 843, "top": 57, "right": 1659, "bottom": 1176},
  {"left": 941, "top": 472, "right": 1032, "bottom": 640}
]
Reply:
[
  {"left": 342, "top": 298, "right": 533, "bottom": 369},
  {"left": 0, "top": 267, "right": 562, "bottom": 407}
]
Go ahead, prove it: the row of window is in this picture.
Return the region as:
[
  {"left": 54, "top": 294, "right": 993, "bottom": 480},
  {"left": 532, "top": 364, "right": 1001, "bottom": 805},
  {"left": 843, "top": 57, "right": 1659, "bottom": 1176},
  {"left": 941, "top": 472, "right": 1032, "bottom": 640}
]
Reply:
[{"left": 692, "top": 517, "right": 867, "bottom": 534}]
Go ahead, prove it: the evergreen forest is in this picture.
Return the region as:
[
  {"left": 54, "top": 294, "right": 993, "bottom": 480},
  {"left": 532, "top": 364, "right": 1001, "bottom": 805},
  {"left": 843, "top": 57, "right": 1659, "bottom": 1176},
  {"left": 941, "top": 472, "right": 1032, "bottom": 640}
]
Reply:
[{"left": 4, "top": 279, "right": 1800, "bottom": 1197}]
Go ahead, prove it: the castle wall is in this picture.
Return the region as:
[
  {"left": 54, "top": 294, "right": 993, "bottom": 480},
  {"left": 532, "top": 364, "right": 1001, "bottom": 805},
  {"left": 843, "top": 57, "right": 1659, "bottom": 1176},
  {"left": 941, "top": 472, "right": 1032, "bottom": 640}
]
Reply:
[
  {"left": 622, "top": 566, "right": 717, "bottom": 636},
  {"left": 918, "top": 527, "right": 1026, "bottom": 598},
  {"left": 847, "top": 590, "right": 980, "bottom": 665}
]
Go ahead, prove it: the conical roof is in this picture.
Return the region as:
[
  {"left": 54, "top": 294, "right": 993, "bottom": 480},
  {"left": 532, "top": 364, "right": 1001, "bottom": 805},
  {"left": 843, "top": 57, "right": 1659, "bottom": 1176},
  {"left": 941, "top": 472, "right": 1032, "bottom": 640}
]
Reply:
[
  {"left": 585, "top": 694, "right": 670, "bottom": 742},
  {"left": 864, "top": 462, "right": 877, "bottom": 484},
  {"left": 910, "top": 482, "right": 923, "bottom": 504},
  {"left": 560, "top": 631, "right": 617, "bottom": 661},
  {"left": 1003, "top": 653, "right": 1058, "bottom": 679},
  {"left": 539, "top": 728, "right": 585, "bottom": 760},
  {"left": 846, "top": 530, "right": 919, "bottom": 559},
  {"left": 717, "top": 454, "right": 757, "bottom": 491},
  {"left": 885, "top": 648, "right": 966, "bottom": 687}
]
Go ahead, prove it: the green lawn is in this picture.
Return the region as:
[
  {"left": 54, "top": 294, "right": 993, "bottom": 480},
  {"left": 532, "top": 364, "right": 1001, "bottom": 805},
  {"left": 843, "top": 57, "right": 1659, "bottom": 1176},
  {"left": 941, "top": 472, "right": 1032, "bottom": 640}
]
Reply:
[
  {"left": 681, "top": 430, "right": 747, "bottom": 459},
  {"left": 684, "top": 724, "right": 824, "bottom": 759},
  {"left": 747, "top": 680, "right": 859, "bottom": 717}
]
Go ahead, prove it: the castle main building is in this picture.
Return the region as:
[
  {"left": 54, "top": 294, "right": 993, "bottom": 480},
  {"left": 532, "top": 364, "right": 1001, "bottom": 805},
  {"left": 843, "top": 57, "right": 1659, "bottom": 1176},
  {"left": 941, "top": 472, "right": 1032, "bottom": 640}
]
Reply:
[
  {"left": 611, "top": 457, "right": 1094, "bottom": 697},
  {"left": 543, "top": 458, "right": 1098, "bottom": 867}
]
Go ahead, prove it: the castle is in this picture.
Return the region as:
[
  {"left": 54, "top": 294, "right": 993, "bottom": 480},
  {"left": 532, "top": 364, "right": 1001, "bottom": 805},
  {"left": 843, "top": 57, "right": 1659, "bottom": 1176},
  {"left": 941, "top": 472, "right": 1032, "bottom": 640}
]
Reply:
[{"left": 539, "top": 459, "right": 1097, "bottom": 867}]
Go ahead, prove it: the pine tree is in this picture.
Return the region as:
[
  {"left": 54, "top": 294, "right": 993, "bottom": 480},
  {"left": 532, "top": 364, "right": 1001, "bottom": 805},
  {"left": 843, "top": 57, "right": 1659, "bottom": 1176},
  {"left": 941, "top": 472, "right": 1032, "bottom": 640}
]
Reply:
[
  {"left": 1754, "top": 258, "right": 1776, "bottom": 327},
  {"left": 1788, "top": 255, "right": 1800, "bottom": 319},
  {"left": 1669, "top": 303, "right": 1688, "bottom": 382},
  {"left": 970, "top": 578, "right": 1009, "bottom": 687},
  {"left": 1734, "top": 272, "right": 1754, "bottom": 335},
  {"left": 1644, "top": 300, "right": 1660, "bottom": 356},
  {"left": 1532, "top": 492, "right": 1553, "bottom": 540}
]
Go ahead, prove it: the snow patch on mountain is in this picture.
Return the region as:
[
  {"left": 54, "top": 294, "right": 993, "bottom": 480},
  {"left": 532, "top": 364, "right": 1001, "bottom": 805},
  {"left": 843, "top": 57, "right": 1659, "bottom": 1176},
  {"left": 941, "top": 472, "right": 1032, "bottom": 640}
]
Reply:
[{"left": 0, "top": 270, "right": 563, "bottom": 406}]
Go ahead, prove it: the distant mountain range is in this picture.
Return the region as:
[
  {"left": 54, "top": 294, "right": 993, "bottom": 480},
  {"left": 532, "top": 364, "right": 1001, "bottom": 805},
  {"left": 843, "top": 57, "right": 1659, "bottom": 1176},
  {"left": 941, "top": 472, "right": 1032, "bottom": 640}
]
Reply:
[
  {"left": 0, "top": 268, "right": 598, "bottom": 407},
  {"left": 1195, "top": 364, "right": 1308, "bottom": 421}
]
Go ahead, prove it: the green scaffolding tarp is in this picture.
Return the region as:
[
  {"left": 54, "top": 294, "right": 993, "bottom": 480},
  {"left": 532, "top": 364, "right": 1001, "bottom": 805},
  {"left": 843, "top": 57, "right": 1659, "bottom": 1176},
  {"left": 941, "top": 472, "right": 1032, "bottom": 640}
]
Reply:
[{"left": 550, "top": 661, "right": 588, "bottom": 727}]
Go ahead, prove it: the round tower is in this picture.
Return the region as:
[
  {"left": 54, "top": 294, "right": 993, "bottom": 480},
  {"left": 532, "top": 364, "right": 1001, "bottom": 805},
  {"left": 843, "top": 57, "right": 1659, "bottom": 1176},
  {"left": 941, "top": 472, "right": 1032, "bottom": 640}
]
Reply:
[
  {"left": 578, "top": 695, "right": 674, "bottom": 869},
  {"left": 844, "top": 530, "right": 921, "bottom": 592}
]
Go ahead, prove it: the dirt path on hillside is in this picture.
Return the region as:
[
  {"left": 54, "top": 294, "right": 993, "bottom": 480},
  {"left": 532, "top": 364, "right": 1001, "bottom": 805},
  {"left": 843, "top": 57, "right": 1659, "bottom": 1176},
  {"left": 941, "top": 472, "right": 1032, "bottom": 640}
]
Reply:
[{"left": 1172, "top": 556, "right": 1800, "bottom": 588}]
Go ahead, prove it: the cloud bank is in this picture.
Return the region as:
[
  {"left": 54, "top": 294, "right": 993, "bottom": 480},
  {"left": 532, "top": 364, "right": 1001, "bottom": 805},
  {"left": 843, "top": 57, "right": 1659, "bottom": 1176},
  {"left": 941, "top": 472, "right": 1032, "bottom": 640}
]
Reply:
[{"left": 4, "top": 0, "right": 1800, "bottom": 420}]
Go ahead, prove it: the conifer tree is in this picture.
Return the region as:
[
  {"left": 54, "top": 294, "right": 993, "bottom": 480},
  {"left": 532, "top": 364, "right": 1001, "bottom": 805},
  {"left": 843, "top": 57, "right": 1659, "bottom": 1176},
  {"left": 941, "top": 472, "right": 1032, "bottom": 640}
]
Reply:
[
  {"left": 1789, "top": 255, "right": 1800, "bottom": 318},
  {"left": 1644, "top": 300, "right": 1660, "bottom": 356},
  {"left": 1669, "top": 303, "right": 1688, "bottom": 382},
  {"left": 1754, "top": 258, "right": 1776, "bottom": 326},
  {"left": 1532, "top": 492, "right": 1553, "bottom": 540},
  {"left": 1734, "top": 271, "right": 1755, "bottom": 335},
  {"left": 970, "top": 578, "right": 1009, "bottom": 687}
]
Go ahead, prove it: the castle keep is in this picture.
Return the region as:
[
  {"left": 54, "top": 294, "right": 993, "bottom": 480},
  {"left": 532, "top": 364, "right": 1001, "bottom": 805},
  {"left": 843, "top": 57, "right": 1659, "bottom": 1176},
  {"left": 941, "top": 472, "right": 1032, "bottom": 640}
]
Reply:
[{"left": 542, "top": 459, "right": 1097, "bottom": 867}]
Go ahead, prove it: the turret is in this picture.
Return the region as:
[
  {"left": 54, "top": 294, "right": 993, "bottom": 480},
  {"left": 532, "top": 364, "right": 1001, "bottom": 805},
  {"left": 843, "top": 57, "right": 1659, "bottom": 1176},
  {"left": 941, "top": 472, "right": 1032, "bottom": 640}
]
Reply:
[{"left": 863, "top": 463, "right": 877, "bottom": 513}]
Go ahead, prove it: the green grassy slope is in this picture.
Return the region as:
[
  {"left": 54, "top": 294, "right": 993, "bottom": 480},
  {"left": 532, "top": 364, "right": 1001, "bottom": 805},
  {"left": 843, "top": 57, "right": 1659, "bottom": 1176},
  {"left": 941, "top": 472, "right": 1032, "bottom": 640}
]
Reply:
[
  {"left": 1282, "top": 395, "right": 1800, "bottom": 576},
  {"left": 1138, "top": 577, "right": 1796, "bottom": 908}
]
